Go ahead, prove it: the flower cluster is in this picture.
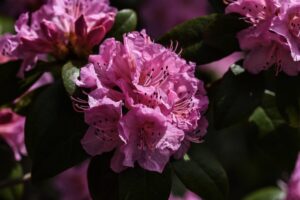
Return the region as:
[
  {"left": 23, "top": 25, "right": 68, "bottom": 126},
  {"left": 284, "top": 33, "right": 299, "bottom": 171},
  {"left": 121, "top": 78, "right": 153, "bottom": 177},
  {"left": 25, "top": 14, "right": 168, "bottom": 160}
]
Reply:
[
  {"left": 0, "top": 0, "right": 116, "bottom": 76},
  {"left": 75, "top": 31, "right": 208, "bottom": 173},
  {"left": 226, "top": 0, "right": 300, "bottom": 75},
  {"left": 0, "top": 108, "right": 26, "bottom": 160}
]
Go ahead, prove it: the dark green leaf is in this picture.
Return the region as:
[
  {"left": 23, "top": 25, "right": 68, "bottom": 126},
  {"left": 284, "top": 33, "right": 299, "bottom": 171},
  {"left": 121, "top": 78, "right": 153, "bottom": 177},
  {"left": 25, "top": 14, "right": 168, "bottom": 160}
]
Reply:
[
  {"left": 242, "top": 187, "right": 284, "bottom": 200},
  {"left": 88, "top": 154, "right": 118, "bottom": 200},
  {"left": 119, "top": 165, "right": 171, "bottom": 200},
  {"left": 0, "top": 165, "right": 23, "bottom": 200},
  {"left": 275, "top": 74, "right": 300, "bottom": 128},
  {"left": 62, "top": 61, "right": 80, "bottom": 96},
  {"left": 25, "top": 80, "right": 88, "bottom": 182},
  {"left": 0, "top": 141, "right": 23, "bottom": 200},
  {"left": 172, "top": 144, "right": 228, "bottom": 200},
  {"left": 0, "top": 61, "right": 42, "bottom": 106},
  {"left": 249, "top": 92, "right": 285, "bottom": 136},
  {"left": 88, "top": 154, "right": 172, "bottom": 200},
  {"left": 159, "top": 14, "right": 248, "bottom": 64},
  {"left": 211, "top": 68, "right": 265, "bottom": 129},
  {"left": 107, "top": 9, "right": 137, "bottom": 41}
]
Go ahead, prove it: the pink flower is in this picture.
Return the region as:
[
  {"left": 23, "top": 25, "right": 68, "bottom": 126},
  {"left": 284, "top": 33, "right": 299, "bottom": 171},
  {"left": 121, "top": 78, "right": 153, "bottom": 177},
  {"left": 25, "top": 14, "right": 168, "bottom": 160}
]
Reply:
[
  {"left": 169, "top": 191, "right": 202, "bottom": 200},
  {"left": 0, "top": 108, "right": 26, "bottom": 161},
  {"left": 0, "top": 34, "right": 19, "bottom": 64},
  {"left": 76, "top": 31, "right": 208, "bottom": 173},
  {"left": 2, "top": 0, "right": 117, "bottom": 75},
  {"left": 285, "top": 153, "right": 300, "bottom": 200},
  {"left": 53, "top": 161, "right": 91, "bottom": 200},
  {"left": 113, "top": 106, "right": 184, "bottom": 173},
  {"left": 226, "top": 0, "right": 300, "bottom": 75},
  {"left": 271, "top": 2, "right": 300, "bottom": 62},
  {"left": 140, "top": 0, "right": 212, "bottom": 38},
  {"left": 81, "top": 98, "right": 123, "bottom": 156}
]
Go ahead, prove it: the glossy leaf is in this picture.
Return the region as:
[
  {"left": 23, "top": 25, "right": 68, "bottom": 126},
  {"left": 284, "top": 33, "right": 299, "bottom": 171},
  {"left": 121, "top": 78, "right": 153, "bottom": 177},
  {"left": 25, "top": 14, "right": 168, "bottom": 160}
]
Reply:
[
  {"left": 107, "top": 9, "right": 137, "bottom": 41},
  {"left": 159, "top": 14, "right": 248, "bottom": 64},
  {"left": 88, "top": 154, "right": 172, "bottom": 200},
  {"left": 211, "top": 68, "right": 265, "bottom": 129},
  {"left": 249, "top": 92, "right": 285, "bottom": 136},
  {"left": 62, "top": 61, "right": 80, "bottom": 96},
  {"left": 25, "top": 80, "right": 88, "bottom": 182},
  {"left": 172, "top": 144, "right": 228, "bottom": 200},
  {"left": 243, "top": 187, "right": 284, "bottom": 200}
]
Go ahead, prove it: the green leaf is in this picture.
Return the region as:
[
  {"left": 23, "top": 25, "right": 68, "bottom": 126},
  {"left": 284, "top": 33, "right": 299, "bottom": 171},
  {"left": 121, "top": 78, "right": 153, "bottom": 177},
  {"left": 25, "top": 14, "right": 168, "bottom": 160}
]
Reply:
[
  {"left": 211, "top": 68, "right": 265, "bottom": 129},
  {"left": 172, "top": 144, "right": 228, "bottom": 200},
  {"left": 249, "top": 92, "right": 285, "bottom": 136},
  {"left": 62, "top": 61, "right": 80, "bottom": 96},
  {"left": 0, "top": 16, "right": 14, "bottom": 34},
  {"left": 243, "top": 187, "right": 284, "bottom": 200},
  {"left": 159, "top": 14, "right": 248, "bottom": 64},
  {"left": 88, "top": 154, "right": 172, "bottom": 200},
  {"left": 107, "top": 9, "right": 137, "bottom": 41},
  {"left": 0, "top": 141, "right": 23, "bottom": 200},
  {"left": 25, "top": 80, "right": 88, "bottom": 182},
  {"left": 0, "top": 61, "right": 42, "bottom": 106}
]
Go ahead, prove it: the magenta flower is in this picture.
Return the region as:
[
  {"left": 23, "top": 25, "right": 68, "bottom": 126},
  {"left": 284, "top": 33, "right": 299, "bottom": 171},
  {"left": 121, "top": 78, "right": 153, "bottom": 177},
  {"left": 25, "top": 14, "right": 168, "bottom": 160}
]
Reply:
[
  {"left": 0, "top": 34, "right": 19, "bottom": 64},
  {"left": 226, "top": 0, "right": 300, "bottom": 75},
  {"left": 75, "top": 31, "right": 208, "bottom": 173},
  {"left": 2, "top": 0, "right": 117, "bottom": 75},
  {"left": 53, "top": 161, "right": 91, "bottom": 200},
  {"left": 81, "top": 98, "right": 123, "bottom": 156},
  {"left": 285, "top": 153, "right": 300, "bottom": 200},
  {"left": 114, "top": 106, "right": 184, "bottom": 173},
  {"left": 271, "top": 2, "right": 300, "bottom": 62},
  {"left": 0, "top": 108, "right": 26, "bottom": 160}
]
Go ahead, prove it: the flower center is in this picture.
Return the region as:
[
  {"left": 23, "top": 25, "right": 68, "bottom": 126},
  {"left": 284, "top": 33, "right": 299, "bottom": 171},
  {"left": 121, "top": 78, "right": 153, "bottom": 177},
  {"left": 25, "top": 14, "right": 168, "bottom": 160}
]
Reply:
[
  {"left": 241, "top": 2, "right": 268, "bottom": 24},
  {"left": 137, "top": 122, "right": 162, "bottom": 151},
  {"left": 139, "top": 65, "right": 170, "bottom": 88}
]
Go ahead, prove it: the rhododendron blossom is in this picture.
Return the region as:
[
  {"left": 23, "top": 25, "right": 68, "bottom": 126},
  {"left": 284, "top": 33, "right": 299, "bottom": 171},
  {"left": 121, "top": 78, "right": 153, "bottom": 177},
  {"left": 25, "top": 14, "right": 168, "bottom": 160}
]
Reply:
[
  {"left": 1, "top": 0, "right": 117, "bottom": 75},
  {"left": 226, "top": 0, "right": 300, "bottom": 75},
  {"left": 0, "top": 108, "right": 26, "bottom": 160},
  {"left": 75, "top": 31, "right": 208, "bottom": 173}
]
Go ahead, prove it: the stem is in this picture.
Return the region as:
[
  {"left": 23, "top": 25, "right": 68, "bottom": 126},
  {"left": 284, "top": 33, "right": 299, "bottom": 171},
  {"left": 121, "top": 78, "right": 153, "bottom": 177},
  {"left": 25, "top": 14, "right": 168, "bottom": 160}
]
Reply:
[{"left": 0, "top": 173, "right": 31, "bottom": 189}]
